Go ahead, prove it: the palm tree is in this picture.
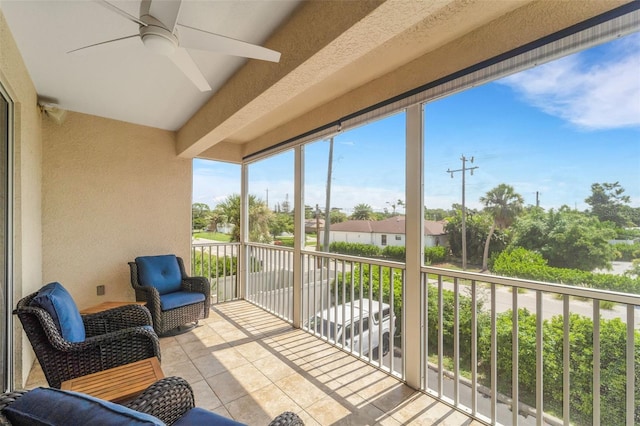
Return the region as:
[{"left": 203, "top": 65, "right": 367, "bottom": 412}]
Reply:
[
  {"left": 213, "top": 194, "right": 272, "bottom": 242},
  {"left": 351, "top": 203, "right": 374, "bottom": 220},
  {"left": 479, "top": 184, "right": 524, "bottom": 271}
]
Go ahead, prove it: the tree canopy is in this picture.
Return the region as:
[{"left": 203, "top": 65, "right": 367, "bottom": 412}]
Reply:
[
  {"left": 585, "top": 181, "right": 631, "bottom": 227},
  {"left": 350, "top": 203, "right": 374, "bottom": 220},
  {"left": 212, "top": 194, "right": 272, "bottom": 243}
]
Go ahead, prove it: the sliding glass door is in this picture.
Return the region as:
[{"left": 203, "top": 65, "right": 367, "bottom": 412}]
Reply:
[{"left": 0, "top": 85, "right": 11, "bottom": 391}]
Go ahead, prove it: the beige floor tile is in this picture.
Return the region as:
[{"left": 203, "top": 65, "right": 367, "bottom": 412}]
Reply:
[
  {"left": 190, "top": 379, "right": 223, "bottom": 411},
  {"left": 252, "top": 354, "right": 298, "bottom": 382},
  {"left": 231, "top": 340, "right": 275, "bottom": 362},
  {"left": 226, "top": 383, "right": 303, "bottom": 425},
  {"left": 162, "top": 358, "right": 205, "bottom": 384},
  {"left": 205, "top": 363, "right": 271, "bottom": 404},
  {"left": 275, "top": 373, "right": 330, "bottom": 409},
  {"left": 181, "top": 333, "right": 230, "bottom": 360},
  {"left": 191, "top": 346, "right": 249, "bottom": 378},
  {"left": 159, "top": 342, "right": 189, "bottom": 367}
]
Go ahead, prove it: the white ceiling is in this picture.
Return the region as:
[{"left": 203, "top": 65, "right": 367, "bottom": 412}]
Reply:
[{"left": 0, "top": 0, "right": 301, "bottom": 131}]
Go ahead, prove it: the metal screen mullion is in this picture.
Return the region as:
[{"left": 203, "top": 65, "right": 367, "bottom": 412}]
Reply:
[
  {"left": 626, "top": 304, "right": 635, "bottom": 425},
  {"left": 422, "top": 272, "right": 428, "bottom": 391},
  {"left": 536, "top": 291, "right": 544, "bottom": 426},
  {"left": 563, "top": 295, "right": 570, "bottom": 426},
  {"left": 368, "top": 265, "right": 374, "bottom": 359},
  {"left": 438, "top": 275, "right": 444, "bottom": 397},
  {"left": 593, "top": 300, "right": 600, "bottom": 426},
  {"left": 377, "top": 265, "right": 384, "bottom": 368},
  {"left": 341, "top": 259, "right": 346, "bottom": 349},
  {"left": 491, "top": 283, "right": 497, "bottom": 423},
  {"left": 389, "top": 267, "right": 396, "bottom": 374},
  {"left": 359, "top": 263, "right": 364, "bottom": 356},
  {"left": 471, "top": 280, "right": 477, "bottom": 415},
  {"left": 453, "top": 277, "right": 459, "bottom": 405},
  {"left": 512, "top": 288, "right": 519, "bottom": 426},
  {"left": 349, "top": 260, "right": 355, "bottom": 353}
]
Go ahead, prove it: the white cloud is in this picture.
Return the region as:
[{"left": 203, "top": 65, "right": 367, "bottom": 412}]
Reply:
[{"left": 500, "top": 35, "right": 640, "bottom": 130}]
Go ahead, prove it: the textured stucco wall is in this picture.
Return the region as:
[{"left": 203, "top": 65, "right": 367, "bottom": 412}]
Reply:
[
  {"left": 42, "top": 112, "right": 192, "bottom": 311},
  {"left": 0, "top": 9, "right": 43, "bottom": 387}
]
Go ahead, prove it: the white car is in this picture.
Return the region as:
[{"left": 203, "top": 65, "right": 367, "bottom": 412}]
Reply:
[{"left": 306, "top": 300, "right": 394, "bottom": 358}]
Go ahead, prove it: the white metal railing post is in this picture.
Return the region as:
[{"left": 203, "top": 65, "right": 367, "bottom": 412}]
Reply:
[{"left": 404, "top": 103, "right": 424, "bottom": 389}]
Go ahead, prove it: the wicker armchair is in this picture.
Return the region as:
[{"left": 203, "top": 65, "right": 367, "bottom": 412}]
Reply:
[
  {"left": 14, "top": 292, "right": 161, "bottom": 389},
  {"left": 0, "top": 377, "right": 304, "bottom": 426},
  {"left": 129, "top": 255, "right": 211, "bottom": 335}
]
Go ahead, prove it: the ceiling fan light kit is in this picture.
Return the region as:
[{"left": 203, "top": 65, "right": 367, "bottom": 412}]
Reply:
[
  {"left": 141, "top": 26, "right": 177, "bottom": 56},
  {"left": 69, "top": 0, "right": 282, "bottom": 92}
]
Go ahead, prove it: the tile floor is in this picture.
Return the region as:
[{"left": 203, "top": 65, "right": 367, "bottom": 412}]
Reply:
[{"left": 26, "top": 300, "right": 480, "bottom": 425}]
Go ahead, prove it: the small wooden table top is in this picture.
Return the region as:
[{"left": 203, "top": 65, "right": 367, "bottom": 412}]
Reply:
[
  {"left": 80, "top": 301, "right": 146, "bottom": 315},
  {"left": 61, "top": 357, "right": 163, "bottom": 402}
]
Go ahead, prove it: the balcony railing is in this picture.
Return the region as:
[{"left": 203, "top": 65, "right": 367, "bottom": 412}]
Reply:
[
  {"left": 193, "top": 241, "right": 640, "bottom": 426},
  {"left": 191, "top": 242, "right": 241, "bottom": 304}
]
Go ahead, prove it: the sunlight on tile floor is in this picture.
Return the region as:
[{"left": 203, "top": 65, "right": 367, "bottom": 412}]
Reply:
[{"left": 26, "top": 300, "right": 481, "bottom": 425}]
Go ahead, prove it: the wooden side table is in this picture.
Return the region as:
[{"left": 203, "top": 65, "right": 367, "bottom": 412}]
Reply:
[
  {"left": 61, "top": 357, "right": 164, "bottom": 402},
  {"left": 80, "top": 301, "right": 146, "bottom": 315}
]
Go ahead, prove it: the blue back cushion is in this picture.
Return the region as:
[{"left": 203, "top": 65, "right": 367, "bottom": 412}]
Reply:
[
  {"left": 2, "top": 387, "right": 165, "bottom": 426},
  {"left": 30, "top": 282, "right": 85, "bottom": 343},
  {"left": 136, "top": 255, "right": 182, "bottom": 295}
]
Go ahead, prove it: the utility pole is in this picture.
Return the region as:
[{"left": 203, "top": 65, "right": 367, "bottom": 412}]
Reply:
[
  {"left": 265, "top": 188, "right": 269, "bottom": 210},
  {"left": 447, "top": 155, "right": 478, "bottom": 270}
]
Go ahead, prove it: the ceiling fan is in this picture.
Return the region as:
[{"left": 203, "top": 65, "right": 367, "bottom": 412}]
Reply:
[{"left": 69, "top": 0, "right": 282, "bottom": 92}]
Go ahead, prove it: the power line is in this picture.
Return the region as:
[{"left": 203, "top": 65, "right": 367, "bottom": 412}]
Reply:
[{"left": 446, "top": 155, "right": 478, "bottom": 270}]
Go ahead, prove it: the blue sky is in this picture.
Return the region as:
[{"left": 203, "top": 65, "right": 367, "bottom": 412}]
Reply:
[{"left": 193, "top": 32, "right": 640, "bottom": 214}]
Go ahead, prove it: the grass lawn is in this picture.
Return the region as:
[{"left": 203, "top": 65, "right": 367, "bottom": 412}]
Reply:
[{"left": 193, "top": 232, "right": 232, "bottom": 242}]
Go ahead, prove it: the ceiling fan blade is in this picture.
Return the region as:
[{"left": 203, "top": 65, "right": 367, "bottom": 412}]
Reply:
[
  {"left": 96, "top": 0, "right": 147, "bottom": 27},
  {"left": 169, "top": 47, "right": 212, "bottom": 92},
  {"left": 142, "top": 0, "right": 182, "bottom": 33},
  {"left": 67, "top": 34, "right": 140, "bottom": 54},
  {"left": 177, "top": 24, "right": 281, "bottom": 63}
]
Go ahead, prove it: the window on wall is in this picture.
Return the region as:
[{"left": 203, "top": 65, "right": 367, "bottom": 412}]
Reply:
[
  {"left": 304, "top": 112, "right": 406, "bottom": 255},
  {"left": 247, "top": 150, "right": 294, "bottom": 243}
]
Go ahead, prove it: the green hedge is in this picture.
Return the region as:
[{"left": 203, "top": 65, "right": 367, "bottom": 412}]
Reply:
[
  {"left": 424, "top": 246, "right": 447, "bottom": 264},
  {"left": 193, "top": 254, "right": 262, "bottom": 279},
  {"left": 491, "top": 247, "right": 640, "bottom": 294},
  {"left": 329, "top": 242, "right": 381, "bottom": 257},
  {"left": 613, "top": 242, "right": 640, "bottom": 261},
  {"left": 331, "top": 242, "right": 447, "bottom": 264}
]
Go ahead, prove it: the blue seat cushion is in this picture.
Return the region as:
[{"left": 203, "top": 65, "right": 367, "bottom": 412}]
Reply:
[
  {"left": 136, "top": 255, "right": 182, "bottom": 295},
  {"left": 30, "top": 282, "right": 85, "bottom": 343},
  {"left": 2, "top": 387, "right": 165, "bottom": 426},
  {"left": 173, "top": 408, "right": 246, "bottom": 426},
  {"left": 160, "top": 291, "right": 205, "bottom": 311}
]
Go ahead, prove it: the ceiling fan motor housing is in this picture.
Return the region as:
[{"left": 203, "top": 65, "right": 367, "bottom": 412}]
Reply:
[{"left": 140, "top": 16, "right": 178, "bottom": 56}]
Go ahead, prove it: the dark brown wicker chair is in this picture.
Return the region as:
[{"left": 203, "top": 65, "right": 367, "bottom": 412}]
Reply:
[
  {"left": 14, "top": 292, "right": 161, "bottom": 389},
  {"left": 129, "top": 255, "right": 210, "bottom": 336},
  {"left": 0, "top": 377, "right": 304, "bottom": 426}
]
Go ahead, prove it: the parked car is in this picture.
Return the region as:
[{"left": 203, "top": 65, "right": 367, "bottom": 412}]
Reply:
[{"left": 306, "top": 300, "right": 394, "bottom": 358}]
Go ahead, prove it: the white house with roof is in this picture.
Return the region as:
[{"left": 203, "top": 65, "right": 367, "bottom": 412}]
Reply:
[{"left": 319, "top": 216, "right": 447, "bottom": 249}]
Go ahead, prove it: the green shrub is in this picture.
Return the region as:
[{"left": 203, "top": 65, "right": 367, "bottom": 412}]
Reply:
[
  {"left": 382, "top": 245, "right": 405, "bottom": 261},
  {"left": 192, "top": 254, "right": 261, "bottom": 279},
  {"left": 613, "top": 242, "right": 640, "bottom": 261},
  {"left": 424, "top": 246, "right": 447, "bottom": 264},
  {"left": 492, "top": 247, "right": 640, "bottom": 294},
  {"left": 329, "top": 242, "right": 381, "bottom": 257}
]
